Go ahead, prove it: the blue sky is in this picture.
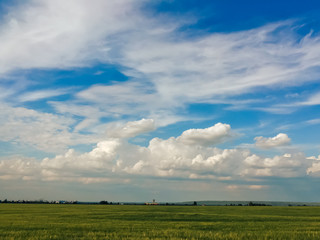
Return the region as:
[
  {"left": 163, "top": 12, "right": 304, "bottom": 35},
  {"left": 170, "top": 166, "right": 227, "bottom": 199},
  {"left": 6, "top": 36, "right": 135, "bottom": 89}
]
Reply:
[{"left": 1, "top": 0, "right": 320, "bottom": 202}]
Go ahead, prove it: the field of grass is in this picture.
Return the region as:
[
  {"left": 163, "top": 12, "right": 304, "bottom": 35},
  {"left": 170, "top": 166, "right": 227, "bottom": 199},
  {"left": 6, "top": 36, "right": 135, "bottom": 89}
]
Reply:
[{"left": 1, "top": 204, "right": 320, "bottom": 239}]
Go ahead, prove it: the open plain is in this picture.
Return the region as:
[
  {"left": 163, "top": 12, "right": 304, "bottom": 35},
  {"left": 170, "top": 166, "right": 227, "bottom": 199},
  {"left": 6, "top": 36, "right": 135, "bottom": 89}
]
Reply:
[{"left": 1, "top": 204, "right": 320, "bottom": 239}]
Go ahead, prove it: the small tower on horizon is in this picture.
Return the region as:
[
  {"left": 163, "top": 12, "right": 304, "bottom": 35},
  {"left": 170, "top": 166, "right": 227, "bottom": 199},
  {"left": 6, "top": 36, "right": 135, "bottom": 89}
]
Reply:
[{"left": 145, "top": 199, "right": 158, "bottom": 205}]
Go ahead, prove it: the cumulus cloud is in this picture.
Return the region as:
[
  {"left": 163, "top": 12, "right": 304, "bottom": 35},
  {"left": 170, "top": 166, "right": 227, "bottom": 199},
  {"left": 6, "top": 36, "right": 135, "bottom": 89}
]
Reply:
[
  {"left": 178, "top": 123, "right": 232, "bottom": 146},
  {"left": 0, "top": 156, "right": 40, "bottom": 180},
  {"left": 243, "top": 152, "right": 311, "bottom": 178},
  {"left": 107, "top": 119, "right": 156, "bottom": 138},
  {"left": 0, "top": 122, "right": 316, "bottom": 184},
  {"left": 306, "top": 155, "right": 320, "bottom": 176},
  {"left": 254, "top": 133, "right": 291, "bottom": 149},
  {"left": 41, "top": 139, "right": 122, "bottom": 176}
]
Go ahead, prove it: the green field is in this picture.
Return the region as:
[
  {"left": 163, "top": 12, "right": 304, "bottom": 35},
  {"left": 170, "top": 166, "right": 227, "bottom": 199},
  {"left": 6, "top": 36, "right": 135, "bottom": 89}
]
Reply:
[{"left": 1, "top": 204, "right": 320, "bottom": 239}]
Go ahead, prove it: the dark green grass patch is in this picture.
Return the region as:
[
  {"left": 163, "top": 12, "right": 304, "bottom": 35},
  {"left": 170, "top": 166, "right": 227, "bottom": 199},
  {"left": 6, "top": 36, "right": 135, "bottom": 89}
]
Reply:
[{"left": 0, "top": 204, "right": 320, "bottom": 239}]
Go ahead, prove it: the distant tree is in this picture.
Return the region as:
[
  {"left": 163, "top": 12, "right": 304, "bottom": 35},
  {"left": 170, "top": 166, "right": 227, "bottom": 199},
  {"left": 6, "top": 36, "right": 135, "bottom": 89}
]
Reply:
[
  {"left": 100, "top": 201, "right": 109, "bottom": 205},
  {"left": 193, "top": 201, "right": 197, "bottom": 206}
]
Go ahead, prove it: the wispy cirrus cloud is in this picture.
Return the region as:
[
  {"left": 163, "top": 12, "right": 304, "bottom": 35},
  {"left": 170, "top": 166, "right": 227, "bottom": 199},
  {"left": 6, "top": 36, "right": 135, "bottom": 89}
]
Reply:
[
  {"left": 0, "top": 0, "right": 145, "bottom": 75},
  {"left": 57, "top": 20, "right": 320, "bottom": 127},
  {"left": 0, "top": 1, "right": 319, "bottom": 116},
  {"left": 17, "top": 88, "right": 72, "bottom": 102},
  {"left": 258, "top": 90, "right": 320, "bottom": 115},
  {"left": 298, "top": 92, "right": 320, "bottom": 106},
  {"left": 0, "top": 0, "right": 319, "bottom": 136},
  {"left": 305, "top": 118, "right": 320, "bottom": 125}
]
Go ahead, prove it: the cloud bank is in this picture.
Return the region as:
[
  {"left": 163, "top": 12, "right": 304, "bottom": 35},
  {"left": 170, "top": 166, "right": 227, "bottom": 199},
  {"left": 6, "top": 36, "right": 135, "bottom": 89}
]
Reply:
[{"left": 0, "top": 121, "right": 317, "bottom": 186}]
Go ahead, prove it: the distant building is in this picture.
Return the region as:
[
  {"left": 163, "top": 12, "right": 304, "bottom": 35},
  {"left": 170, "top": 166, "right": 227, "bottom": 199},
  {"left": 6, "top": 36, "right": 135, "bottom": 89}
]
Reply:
[{"left": 145, "top": 199, "right": 159, "bottom": 205}]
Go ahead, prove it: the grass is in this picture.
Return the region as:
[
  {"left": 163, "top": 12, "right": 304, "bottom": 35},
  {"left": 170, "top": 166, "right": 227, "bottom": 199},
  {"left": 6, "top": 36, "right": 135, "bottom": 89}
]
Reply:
[{"left": 0, "top": 204, "right": 320, "bottom": 239}]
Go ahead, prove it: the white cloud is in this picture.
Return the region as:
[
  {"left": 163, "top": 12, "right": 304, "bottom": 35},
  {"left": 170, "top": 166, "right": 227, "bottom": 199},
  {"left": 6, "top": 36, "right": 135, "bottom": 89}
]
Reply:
[
  {"left": 61, "top": 19, "right": 320, "bottom": 125},
  {"left": 177, "top": 123, "right": 232, "bottom": 146},
  {"left": 255, "top": 133, "right": 291, "bottom": 149},
  {"left": 120, "top": 22, "right": 320, "bottom": 101},
  {"left": 306, "top": 155, "right": 320, "bottom": 176},
  {"left": 299, "top": 92, "right": 320, "bottom": 106},
  {"left": 1, "top": 122, "right": 315, "bottom": 183},
  {"left": 49, "top": 101, "right": 107, "bottom": 133},
  {"left": 107, "top": 119, "right": 156, "bottom": 138},
  {"left": 0, "top": 156, "right": 40, "bottom": 180},
  {"left": 266, "top": 91, "right": 320, "bottom": 114},
  {"left": 17, "top": 88, "right": 71, "bottom": 102},
  {"left": 41, "top": 139, "right": 121, "bottom": 172},
  {"left": 0, "top": 0, "right": 143, "bottom": 74},
  {"left": 243, "top": 152, "right": 311, "bottom": 178},
  {"left": 305, "top": 119, "right": 320, "bottom": 125},
  {"left": 1, "top": 1, "right": 320, "bottom": 130},
  {"left": 0, "top": 103, "right": 99, "bottom": 152}
]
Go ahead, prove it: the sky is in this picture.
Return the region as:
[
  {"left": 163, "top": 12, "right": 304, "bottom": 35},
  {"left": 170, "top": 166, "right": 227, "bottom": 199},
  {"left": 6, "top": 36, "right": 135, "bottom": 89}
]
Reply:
[{"left": 0, "top": 0, "right": 320, "bottom": 202}]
